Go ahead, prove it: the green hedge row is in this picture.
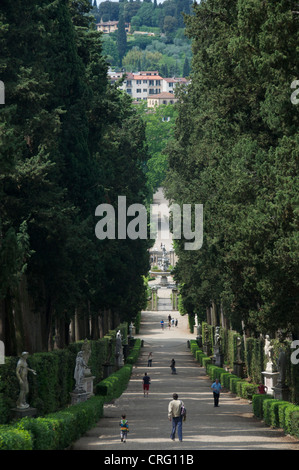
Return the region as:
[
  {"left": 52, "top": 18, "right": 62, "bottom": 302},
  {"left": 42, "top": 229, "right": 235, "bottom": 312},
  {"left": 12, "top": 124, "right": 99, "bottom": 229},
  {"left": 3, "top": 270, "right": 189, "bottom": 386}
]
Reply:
[
  {"left": 0, "top": 323, "right": 128, "bottom": 424},
  {"left": 0, "top": 334, "right": 141, "bottom": 449},
  {"left": 197, "top": 322, "right": 299, "bottom": 402},
  {"left": 190, "top": 341, "right": 258, "bottom": 400},
  {"left": 252, "top": 394, "right": 299, "bottom": 438},
  {"left": 95, "top": 339, "right": 142, "bottom": 399},
  {"left": 0, "top": 395, "right": 105, "bottom": 450},
  {"left": 126, "top": 339, "right": 142, "bottom": 364},
  {"left": 190, "top": 340, "right": 299, "bottom": 440}
]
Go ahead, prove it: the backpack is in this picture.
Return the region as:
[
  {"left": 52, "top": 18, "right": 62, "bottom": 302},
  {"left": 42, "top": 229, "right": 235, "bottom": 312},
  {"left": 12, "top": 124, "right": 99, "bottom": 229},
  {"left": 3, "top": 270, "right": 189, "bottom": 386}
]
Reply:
[
  {"left": 120, "top": 419, "right": 129, "bottom": 432},
  {"left": 180, "top": 402, "right": 186, "bottom": 420}
]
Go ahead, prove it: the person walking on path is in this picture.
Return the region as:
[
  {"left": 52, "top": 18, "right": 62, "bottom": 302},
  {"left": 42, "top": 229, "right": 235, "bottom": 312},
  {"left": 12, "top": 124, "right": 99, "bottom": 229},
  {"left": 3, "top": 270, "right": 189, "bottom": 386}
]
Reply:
[
  {"left": 211, "top": 378, "right": 222, "bottom": 407},
  {"left": 168, "top": 393, "right": 184, "bottom": 442},
  {"left": 170, "top": 358, "right": 176, "bottom": 374},
  {"left": 142, "top": 372, "right": 151, "bottom": 397},
  {"left": 119, "top": 414, "right": 129, "bottom": 443},
  {"left": 147, "top": 352, "right": 153, "bottom": 367}
]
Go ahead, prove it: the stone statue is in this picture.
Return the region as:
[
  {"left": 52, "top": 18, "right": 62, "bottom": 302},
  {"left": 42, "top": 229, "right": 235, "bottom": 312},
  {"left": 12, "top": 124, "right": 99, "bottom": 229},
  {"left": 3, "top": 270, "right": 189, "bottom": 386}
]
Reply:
[
  {"left": 115, "top": 330, "right": 124, "bottom": 367},
  {"left": 74, "top": 351, "right": 87, "bottom": 391},
  {"left": 82, "top": 339, "right": 91, "bottom": 376},
  {"left": 16, "top": 352, "right": 37, "bottom": 409},
  {"left": 116, "top": 330, "right": 122, "bottom": 355},
  {"left": 236, "top": 336, "right": 242, "bottom": 362},
  {"left": 214, "top": 327, "right": 222, "bottom": 354},
  {"left": 277, "top": 348, "right": 287, "bottom": 386},
  {"left": 264, "top": 335, "right": 274, "bottom": 372}
]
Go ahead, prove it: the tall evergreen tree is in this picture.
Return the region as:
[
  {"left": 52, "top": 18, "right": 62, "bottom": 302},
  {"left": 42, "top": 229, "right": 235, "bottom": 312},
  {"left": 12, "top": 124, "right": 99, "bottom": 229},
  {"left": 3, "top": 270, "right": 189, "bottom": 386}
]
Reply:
[
  {"left": 117, "top": 13, "right": 127, "bottom": 66},
  {"left": 165, "top": 0, "right": 299, "bottom": 336}
]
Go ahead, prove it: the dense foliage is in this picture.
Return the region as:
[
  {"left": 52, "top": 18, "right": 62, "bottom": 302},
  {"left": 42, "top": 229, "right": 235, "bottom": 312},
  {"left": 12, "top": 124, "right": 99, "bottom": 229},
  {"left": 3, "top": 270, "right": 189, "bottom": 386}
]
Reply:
[
  {"left": 165, "top": 0, "right": 299, "bottom": 337},
  {"left": 92, "top": 0, "right": 193, "bottom": 76},
  {"left": 0, "top": 0, "right": 151, "bottom": 355}
]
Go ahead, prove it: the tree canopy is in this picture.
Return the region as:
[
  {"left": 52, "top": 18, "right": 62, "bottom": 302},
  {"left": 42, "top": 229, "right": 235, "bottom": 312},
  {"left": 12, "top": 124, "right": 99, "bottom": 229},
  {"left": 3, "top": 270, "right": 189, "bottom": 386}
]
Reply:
[
  {"left": 164, "top": 0, "right": 299, "bottom": 337},
  {"left": 0, "top": 0, "right": 151, "bottom": 354}
]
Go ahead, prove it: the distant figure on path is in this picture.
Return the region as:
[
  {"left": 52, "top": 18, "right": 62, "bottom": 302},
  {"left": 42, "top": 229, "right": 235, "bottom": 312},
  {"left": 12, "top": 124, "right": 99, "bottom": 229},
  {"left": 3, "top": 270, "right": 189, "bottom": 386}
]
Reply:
[
  {"left": 168, "top": 393, "right": 184, "bottom": 442},
  {"left": 160, "top": 320, "right": 164, "bottom": 330},
  {"left": 119, "top": 414, "right": 129, "bottom": 443},
  {"left": 211, "top": 378, "right": 222, "bottom": 407},
  {"left": 143, "top": 372, "right": 151, "bottom": 397},
  {"left": 147, "top": 352, "right": 153, "bottom": 367},
  {"left": 170, "top": 358, "right": 176, "bottom": 374}
]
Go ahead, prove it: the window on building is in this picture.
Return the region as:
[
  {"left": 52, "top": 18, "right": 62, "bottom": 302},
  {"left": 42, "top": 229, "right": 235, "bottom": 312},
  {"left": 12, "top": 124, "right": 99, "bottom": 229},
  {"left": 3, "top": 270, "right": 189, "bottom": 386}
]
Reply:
[
  {"left": 156, "top": 80, "right": 161, "bottom": 86},
  {"left": 143, "top": 89, "right": 147, "bottom": 93},
  {"left": 149, "top": 80, "right": 154, "bottom": 86},
  {"left": 126, "top": 80, "right": 132, "bottom": 86},
  {"left": 126, "top": 89, "right": 132, "bottom": 94},
  {"left": 136, "top": 89, "right": 141, "bottom": 93},
  {"left": 143, "top": 80, "right": 147, "bottom": 84},
  {"left": 137, "top": 80, "right": 141, "bottom": 84}
]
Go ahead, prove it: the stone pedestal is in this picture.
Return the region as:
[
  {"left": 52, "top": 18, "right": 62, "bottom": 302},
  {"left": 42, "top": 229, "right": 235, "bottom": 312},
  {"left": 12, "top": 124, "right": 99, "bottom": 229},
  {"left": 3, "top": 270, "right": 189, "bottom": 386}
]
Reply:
[
  {"left": 233, "top": 361, "right": 245, "bottom": 378},
  {"left": 215, "top": 353, "right": 224, "bottom": 368},
  {"left": 273, "top": 384, "right": 290, "bottom": 401},
  {"left": 160, "top": 274, "right": 168, "bottom": 286},
  {"left": 103, "top": 363, "right": 114, "bottom": 379},
  {"left": 82, "top": 372, "right": 95, "bottom": 398},
  {"left": 11, "top": 407, "right": 37, "bottom": 421},
  {"left": 70, "top": 390, "right": 88, "bottom": 405},
  {"left": 203, "top": 343, "right": 211, "bottom": 356},
  {"left": 262, "top": 371, "right": 279, "bottom": 395}
]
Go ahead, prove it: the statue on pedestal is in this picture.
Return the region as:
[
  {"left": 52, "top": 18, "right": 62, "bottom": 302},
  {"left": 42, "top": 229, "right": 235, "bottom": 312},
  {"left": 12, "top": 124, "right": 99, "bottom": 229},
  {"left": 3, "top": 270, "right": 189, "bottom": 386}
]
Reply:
[
  {"left": 214, "top": 327, "right": 222, "bottom": 354},
  {"left": 74, "top": 351, "right": 87, "bottom": 392},
  {"left": 116, "top": 330, "right": 124, "bottom": 367},
  {"left": 82, "top": 339, "right": 91, "bottom": 376},
  {"left": 16, "top": 352, "right": 37, "bottom": 409},
  {"left": 264, "top": 335, "right": 274, "bottom": 372},
  {"left": 236, "top": 336, "right": 242, "bottom": 363}
]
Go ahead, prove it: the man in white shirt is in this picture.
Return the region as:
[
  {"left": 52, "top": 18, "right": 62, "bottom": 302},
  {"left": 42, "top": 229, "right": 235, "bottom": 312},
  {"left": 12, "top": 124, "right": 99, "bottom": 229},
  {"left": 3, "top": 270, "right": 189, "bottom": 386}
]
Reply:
[{"left": 168, "top": 393, "right": 184, "bottom": 441}]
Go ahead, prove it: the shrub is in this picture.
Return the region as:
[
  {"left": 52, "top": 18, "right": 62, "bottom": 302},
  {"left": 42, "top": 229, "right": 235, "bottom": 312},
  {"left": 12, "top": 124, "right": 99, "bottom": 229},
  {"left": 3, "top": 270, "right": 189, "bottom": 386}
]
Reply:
[
  {"left": 289, "top": 410, "right": 299, "bottom": 438},
  {"left": 95, "top": 364, "right": 133, "bottom": 401},
  {"left": 236, "top": 381, "right": 258, "bottom": 400},
  {"left": 0, "top": 425, "right": 33, "bottom": 450},
  {"left": 283, "top": 403, "right": 299, "bottom": 435},
  {"left": 202, "top": 356, "right": 212, "bottom": 370},
  {"left": 230, "top": 376, "right": 242, "bottom": 394},
  {"left": 126, "top": 339, "right": 141, "bottom": 364},
  {"left": 252, "top": 394, "right": 274, "bottom": 419}
]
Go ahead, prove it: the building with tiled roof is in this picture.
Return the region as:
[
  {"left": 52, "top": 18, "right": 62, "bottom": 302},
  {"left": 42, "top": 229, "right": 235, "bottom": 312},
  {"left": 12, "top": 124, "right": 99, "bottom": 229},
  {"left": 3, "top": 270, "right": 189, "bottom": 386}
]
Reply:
[{"left": 147, "top": 92, "right": 179, "bottom": 108}]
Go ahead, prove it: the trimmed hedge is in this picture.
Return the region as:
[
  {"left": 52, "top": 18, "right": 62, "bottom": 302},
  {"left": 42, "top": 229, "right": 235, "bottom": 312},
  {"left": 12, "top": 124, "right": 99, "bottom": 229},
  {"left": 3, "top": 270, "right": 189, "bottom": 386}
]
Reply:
[
  {"left": 0, "top": 426, "right": 33, "bottom": 450},
  {"left": 0, "top": 323, "right": 129, "bottom": 425},
  {"left": 126, "top": 338, "right": 142, "bottom": 364},
  {"left": 95, "top": 364, "right": 133, "bottom": 400},
  {"left": 252, "top": 394, "right": 299, "bottom": 438},
  {"left": 0, "top": 332, "right": 141, "bottom": 449}
]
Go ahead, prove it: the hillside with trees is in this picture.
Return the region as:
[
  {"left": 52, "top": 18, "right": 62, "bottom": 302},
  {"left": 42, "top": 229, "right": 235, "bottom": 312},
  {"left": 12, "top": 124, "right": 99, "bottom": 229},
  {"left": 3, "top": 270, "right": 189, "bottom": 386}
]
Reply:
[{"left": 91, "top": 0, "right": 193, "bottom": 76}]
